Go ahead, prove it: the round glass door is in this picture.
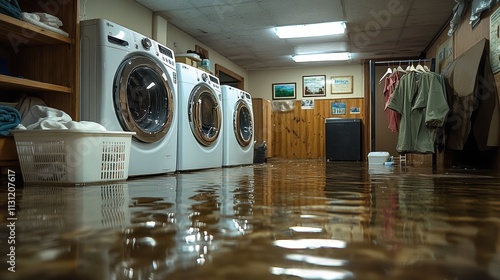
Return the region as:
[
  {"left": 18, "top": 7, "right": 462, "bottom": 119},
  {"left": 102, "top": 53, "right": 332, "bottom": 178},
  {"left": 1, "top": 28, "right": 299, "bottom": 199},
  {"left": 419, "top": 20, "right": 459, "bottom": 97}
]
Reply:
[
  {"left": 234, "top": 100, "right": 253, "bottom": 148},
  {"left": 114, "top": 55, "right": 174, "bottom": 143},
  {"left": 188, "top": 84, "right": 222, "bottom": 147}
]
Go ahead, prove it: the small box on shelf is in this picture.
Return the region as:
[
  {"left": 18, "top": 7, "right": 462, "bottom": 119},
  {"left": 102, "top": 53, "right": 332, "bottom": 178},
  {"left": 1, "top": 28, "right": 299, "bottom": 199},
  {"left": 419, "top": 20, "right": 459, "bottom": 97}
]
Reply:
[{"left": 175, "top": 56, "right": 198, "bottom": 68}]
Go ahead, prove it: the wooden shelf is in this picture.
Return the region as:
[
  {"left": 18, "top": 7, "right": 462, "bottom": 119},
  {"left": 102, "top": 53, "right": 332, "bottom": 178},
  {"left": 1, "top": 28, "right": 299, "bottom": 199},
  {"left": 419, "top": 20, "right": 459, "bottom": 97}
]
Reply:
[
  {"left": 0, "top": 13, "right": 71, "bottom": 46},
  {"left": 0, "top": 74, "right": 71, "bottom": 93},
  {"left": 0, "top": 1, "right": 79, "bottom": 166}
]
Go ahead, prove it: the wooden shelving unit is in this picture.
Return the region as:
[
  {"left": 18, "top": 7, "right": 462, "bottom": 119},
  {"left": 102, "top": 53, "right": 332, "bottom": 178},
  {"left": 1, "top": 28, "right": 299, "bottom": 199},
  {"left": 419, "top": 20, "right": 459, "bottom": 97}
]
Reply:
[
  {"left": 0, "top": 13, "right": 72, "bottom": 45},
  {"left": 0, "top": 74, "right": 71, "bottom": 93},
  {"left": 0, "top": 0, "right": 80, "bottom": 167}
]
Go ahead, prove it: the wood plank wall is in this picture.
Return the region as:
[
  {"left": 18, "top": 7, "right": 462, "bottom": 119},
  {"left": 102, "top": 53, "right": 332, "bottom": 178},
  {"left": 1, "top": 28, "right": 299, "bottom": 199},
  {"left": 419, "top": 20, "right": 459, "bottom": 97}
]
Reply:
[{"left": 272, "top": 98, "right": 364, "bottom": 159}]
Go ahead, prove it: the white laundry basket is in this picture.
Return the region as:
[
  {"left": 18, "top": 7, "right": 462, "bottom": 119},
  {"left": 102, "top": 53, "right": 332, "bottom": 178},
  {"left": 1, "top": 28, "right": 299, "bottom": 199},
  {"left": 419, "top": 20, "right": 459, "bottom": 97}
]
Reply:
[{"left": 12, "top": 130, "right": 135, "bottom": 184}]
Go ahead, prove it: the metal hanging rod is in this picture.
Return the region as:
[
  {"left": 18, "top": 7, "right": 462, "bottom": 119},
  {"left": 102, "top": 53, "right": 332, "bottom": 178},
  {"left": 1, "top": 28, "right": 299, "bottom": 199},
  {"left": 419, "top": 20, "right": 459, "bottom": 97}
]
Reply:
[{"left": 372, "top": 58, "right": 434, "bottom": 65}]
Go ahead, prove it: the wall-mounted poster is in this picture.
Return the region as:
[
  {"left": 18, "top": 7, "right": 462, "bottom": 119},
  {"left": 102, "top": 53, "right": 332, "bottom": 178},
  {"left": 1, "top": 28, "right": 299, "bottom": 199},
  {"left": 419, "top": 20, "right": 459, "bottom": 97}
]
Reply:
[
  {"left": 272, "top": 83, "right": 296, "bottom": 100},
  {"left": 303, "top": 75, "right": 326, "bottom": 97},
  {"left": 331, "top": 101, "right": 346, "bottom": 115},
  {"left": 301, "top": 99, "right": 314, "bottom": 110},
  {"left": 350, "top": 107, "right": 361, "bottom": 114},
  {"left": 331, "top": 76, "right": 353, "bottom": 94}
]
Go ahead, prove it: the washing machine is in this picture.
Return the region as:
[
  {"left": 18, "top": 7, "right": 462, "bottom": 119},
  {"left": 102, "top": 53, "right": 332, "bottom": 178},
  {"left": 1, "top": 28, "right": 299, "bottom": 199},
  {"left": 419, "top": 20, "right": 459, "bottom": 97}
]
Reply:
[
  {"left": 80, "top": 19, "right": 178, "bottom": 176},
  {"left": 176, "top": 63, "right": 223, "bottom": 171},
  {"left": 221, "top": 85, "right": 254, "bottom": 166}
]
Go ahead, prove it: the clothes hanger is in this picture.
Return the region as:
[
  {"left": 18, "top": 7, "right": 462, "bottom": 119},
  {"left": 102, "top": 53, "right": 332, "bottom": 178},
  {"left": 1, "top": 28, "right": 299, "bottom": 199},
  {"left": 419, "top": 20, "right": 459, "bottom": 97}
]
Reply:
[
  {"left": 406, "top": 61, "right": 413, "bottom": 71},
  {"left": 415, "top": 59, "right": 426, "bottom": 73},
  {"left": 379, "top": 65, "right": 392, "bottom": 83},
  {"left": 397, "top": 61, "right": 406, "bottom": 73},
  {"left": 409, "top": 60, "right": 416, "bottom": 72},
  {"left": 423, "top": 61, "right": 430, "bottom": 72}
]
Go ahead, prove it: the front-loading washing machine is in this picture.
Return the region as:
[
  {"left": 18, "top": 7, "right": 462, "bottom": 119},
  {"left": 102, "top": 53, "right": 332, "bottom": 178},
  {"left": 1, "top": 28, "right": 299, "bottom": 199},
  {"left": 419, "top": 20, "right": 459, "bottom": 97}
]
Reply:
[
  {"left": 221, "top": 85, "right": 254, "bottom": 166},
  {"left": 80, "top": 19, "right": 178, "bottom": 176},
  {"left": 176, "top": 63, "right": 223, "bottom": 171}
]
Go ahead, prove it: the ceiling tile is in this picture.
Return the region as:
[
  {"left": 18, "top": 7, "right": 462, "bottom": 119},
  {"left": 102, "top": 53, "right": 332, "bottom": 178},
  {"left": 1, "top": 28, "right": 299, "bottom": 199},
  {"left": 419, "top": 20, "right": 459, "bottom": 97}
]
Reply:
[
  {"left": 294, "top": 42, "right": 350, "bottom": 54},
  {"left": 136, "top": 0, "right": 193, "bottom": 11},
  {"left": 199, "top": 2, "right": 275, "bottom": 31},
  {"left": 259, "top": 0, "right": 345, "bottom": 26},
  {"left": 344, "top": 0, "right": 412, "bottom": 22}
]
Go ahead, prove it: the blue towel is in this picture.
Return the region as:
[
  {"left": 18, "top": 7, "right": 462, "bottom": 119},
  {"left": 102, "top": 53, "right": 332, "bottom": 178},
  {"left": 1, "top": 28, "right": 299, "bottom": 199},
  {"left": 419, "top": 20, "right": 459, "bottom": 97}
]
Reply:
[
  {"left": 0, "top": 0, "right": 22, "bottom": 20},
  {"left": 0, "top": 105, "right": 21, "bottom": 136}
]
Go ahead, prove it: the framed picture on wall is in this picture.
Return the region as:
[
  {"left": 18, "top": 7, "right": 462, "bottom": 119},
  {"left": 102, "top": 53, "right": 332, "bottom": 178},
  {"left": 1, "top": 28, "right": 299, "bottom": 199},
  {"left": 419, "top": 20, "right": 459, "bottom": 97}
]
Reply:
[
  {"left": 331, "top": 76, "right": 353, "bottom": 94},
  {"left": 303, "top": 75, "right": 326, "bottom": 97},
  {"left": 272, "top": 83, "right": 296, "bottom": 100},
  {"left": 331, "top": 101, "right": 346, "bottom": 115}
]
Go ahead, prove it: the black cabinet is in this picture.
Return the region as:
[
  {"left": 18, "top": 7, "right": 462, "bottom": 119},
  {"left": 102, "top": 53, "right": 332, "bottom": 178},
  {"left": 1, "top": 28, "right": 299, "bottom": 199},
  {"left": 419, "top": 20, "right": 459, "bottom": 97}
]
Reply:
[{"left": 325, "top": 118, "right": 361, "bottom": 161}]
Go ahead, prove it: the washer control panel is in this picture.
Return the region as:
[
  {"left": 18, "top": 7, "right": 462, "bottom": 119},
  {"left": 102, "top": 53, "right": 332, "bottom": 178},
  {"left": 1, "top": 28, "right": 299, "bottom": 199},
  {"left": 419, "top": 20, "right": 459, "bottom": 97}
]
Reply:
[{"left": 131, "top": 33, "right": 176, "bottom": 70}]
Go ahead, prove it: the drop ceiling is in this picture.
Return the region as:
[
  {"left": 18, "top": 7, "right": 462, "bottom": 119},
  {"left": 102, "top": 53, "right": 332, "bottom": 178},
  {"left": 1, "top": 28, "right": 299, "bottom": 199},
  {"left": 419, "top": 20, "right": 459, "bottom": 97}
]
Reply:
[{"left": 135, "top": 0, "right": 456, "bottom": 70}]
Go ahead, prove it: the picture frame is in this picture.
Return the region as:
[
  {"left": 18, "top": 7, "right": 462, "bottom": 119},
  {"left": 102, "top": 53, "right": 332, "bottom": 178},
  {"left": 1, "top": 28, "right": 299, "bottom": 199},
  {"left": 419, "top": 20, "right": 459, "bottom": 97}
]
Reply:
[
  {"left": 303, "top": 75, "right": 326, "bottom": 97},
  {"left": 331, "top": 75, "right": 353, "bottom": 94},
  {"left": 301, "top": 99, "right": 314, "bottom": 110},
  {"left": 272, "top": 82, "right": 296, "bottom": 100},
  {"left": 331, "top": 101, "right": 346, "bottom": 115},
  {"left": 350, "top": 107, "right": 361, "bottom": 114}
]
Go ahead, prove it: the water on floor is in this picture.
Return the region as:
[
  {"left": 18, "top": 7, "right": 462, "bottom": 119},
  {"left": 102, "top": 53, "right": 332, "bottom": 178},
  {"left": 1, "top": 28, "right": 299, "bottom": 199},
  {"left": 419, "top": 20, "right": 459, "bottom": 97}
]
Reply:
[{"left": 1, "top": 158, "right": 500, "bottom": 280}]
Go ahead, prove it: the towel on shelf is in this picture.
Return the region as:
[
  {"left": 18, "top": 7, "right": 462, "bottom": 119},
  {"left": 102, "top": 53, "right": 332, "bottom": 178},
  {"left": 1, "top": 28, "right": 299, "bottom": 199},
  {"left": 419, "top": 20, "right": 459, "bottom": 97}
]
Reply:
[
  {"left": 0, "top": 105, "right": 21, "bottom": 136},
  {"left": 33, "top": 12, "right": 63, "bottom": 27},
  {"left": 42, "top": 21, "right": 62, "bottom": 29},
  {"left": 16, "top": 105, "right": 107, "bottom": 131},
  {"left": 0, "top": 0, "right": 22, "bottom": 20},
  {"left": 21, "top": 11, "right": 39, "bottom": 22},
  {"left": 21, "top": 12, "right": 69, "bottom": 37}
]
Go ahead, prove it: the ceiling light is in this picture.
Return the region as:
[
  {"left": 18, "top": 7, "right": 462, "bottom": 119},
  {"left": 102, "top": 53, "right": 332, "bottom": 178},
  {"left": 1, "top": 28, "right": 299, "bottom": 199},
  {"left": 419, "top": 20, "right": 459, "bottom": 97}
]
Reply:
[
  {"left": 292, "top": 52, "right": 351, "bottom": 62},
  {"left": 275, "top": 21, "right": 346, "bottom": 39}
]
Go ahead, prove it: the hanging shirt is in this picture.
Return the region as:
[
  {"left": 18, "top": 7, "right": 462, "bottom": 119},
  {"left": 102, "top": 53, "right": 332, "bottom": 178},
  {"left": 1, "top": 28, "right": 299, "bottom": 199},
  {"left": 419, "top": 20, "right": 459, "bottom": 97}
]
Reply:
[
  {"left": 387, "top": 71, "right": 449, "bottom": 154},
  {"left": 383, "top": 72, "right": 401, "bottom": 132}
]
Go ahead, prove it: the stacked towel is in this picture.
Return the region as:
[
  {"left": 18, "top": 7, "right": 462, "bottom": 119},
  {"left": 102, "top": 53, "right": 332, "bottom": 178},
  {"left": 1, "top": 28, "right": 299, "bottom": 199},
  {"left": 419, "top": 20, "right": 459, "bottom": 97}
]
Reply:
[
  {"left": 17, "top": 105, "right": 107, "bottom": 131},
  {"left": 21, "top": 12, "right": 68, "bottom": 37},
  {"left": 0, "top": 105, "right": 21, "bottom": 136},
  {"left": 0, "top": 0, "right": 22, "bottom": 20},
  {"left": 33, "top": 12, "right": 63, "bottom": 28}
]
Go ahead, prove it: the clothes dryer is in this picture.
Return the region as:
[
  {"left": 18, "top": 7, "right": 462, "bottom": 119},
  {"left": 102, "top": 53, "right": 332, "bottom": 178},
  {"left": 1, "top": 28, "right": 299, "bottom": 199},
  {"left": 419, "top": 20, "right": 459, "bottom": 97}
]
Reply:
[
  {"left": 80, "top": 19, "right": 178, "bottom": 176},
  {"left": 221, "top": 85, "right": 254, "bottom": 166},
  {"left": 176, "top": 63, "right": 223, "bottom": 171}
]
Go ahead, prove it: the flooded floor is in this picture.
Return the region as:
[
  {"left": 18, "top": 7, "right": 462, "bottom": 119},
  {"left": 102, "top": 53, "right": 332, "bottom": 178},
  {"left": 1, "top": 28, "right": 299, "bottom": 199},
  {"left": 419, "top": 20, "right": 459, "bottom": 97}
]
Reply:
[{"left": 1, "top": 158, "right": 500, "bottom": 280}]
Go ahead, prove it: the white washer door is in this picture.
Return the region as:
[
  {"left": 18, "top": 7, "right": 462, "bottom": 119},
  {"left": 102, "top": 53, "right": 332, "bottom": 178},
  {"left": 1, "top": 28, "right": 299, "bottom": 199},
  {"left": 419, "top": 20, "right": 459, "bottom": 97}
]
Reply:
[
  {"left": 114, "top": 54, "right": 174, "bottom": 143},
  {"left": 233, "top": 100, "right": 253, "bottom": 148},
  {"left": 188, "top": 83, "right": 222, "bottom": 147}
]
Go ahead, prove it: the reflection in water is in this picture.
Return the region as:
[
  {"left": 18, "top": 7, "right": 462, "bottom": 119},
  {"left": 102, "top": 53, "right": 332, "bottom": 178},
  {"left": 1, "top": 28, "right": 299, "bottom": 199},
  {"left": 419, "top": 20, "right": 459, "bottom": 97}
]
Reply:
[{"left": 1, "top": 159, "right": 500, "bottom": 279}]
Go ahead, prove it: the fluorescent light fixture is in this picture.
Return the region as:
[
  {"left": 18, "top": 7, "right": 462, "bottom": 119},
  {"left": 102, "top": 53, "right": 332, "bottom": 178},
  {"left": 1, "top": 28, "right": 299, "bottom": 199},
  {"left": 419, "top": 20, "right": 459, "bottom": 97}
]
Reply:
[
  {"left": 292, "top": 52, "right": 351, "bottom": 62},
  {"left": 275, "top": 21, "right": 346, "bottom": 39}
]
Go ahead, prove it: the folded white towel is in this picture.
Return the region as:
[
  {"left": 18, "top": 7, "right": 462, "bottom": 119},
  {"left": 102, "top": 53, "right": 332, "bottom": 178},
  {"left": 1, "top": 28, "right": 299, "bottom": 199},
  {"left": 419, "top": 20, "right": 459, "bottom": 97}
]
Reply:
[
  {"left": 21, "top": 12, "right": 69, "bottom": 37},
  {"left": 21, "top": 12, "right": 40, "bottom": 22},
  {"left": 17, "top": 105, "right": 107, "bottom": 131},
  {"left": 33, "top": 12, "right": 63, "bottom": 26},
  {"left": 44, "top": 21, "right": 62, "bottom": 29}
]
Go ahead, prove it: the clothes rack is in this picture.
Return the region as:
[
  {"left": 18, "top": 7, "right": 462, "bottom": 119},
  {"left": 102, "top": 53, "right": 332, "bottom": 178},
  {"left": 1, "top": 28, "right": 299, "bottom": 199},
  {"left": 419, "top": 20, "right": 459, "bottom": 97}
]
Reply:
[{"left": 369, "top": 58, "right": 437, "bottom": 168}]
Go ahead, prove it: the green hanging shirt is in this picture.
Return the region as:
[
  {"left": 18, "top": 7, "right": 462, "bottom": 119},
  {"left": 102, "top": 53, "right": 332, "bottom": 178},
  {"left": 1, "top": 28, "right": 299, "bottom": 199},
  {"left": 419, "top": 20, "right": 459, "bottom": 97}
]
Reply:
[{"left": 387, "top": 71, "right": 449, "bottom": 154}]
